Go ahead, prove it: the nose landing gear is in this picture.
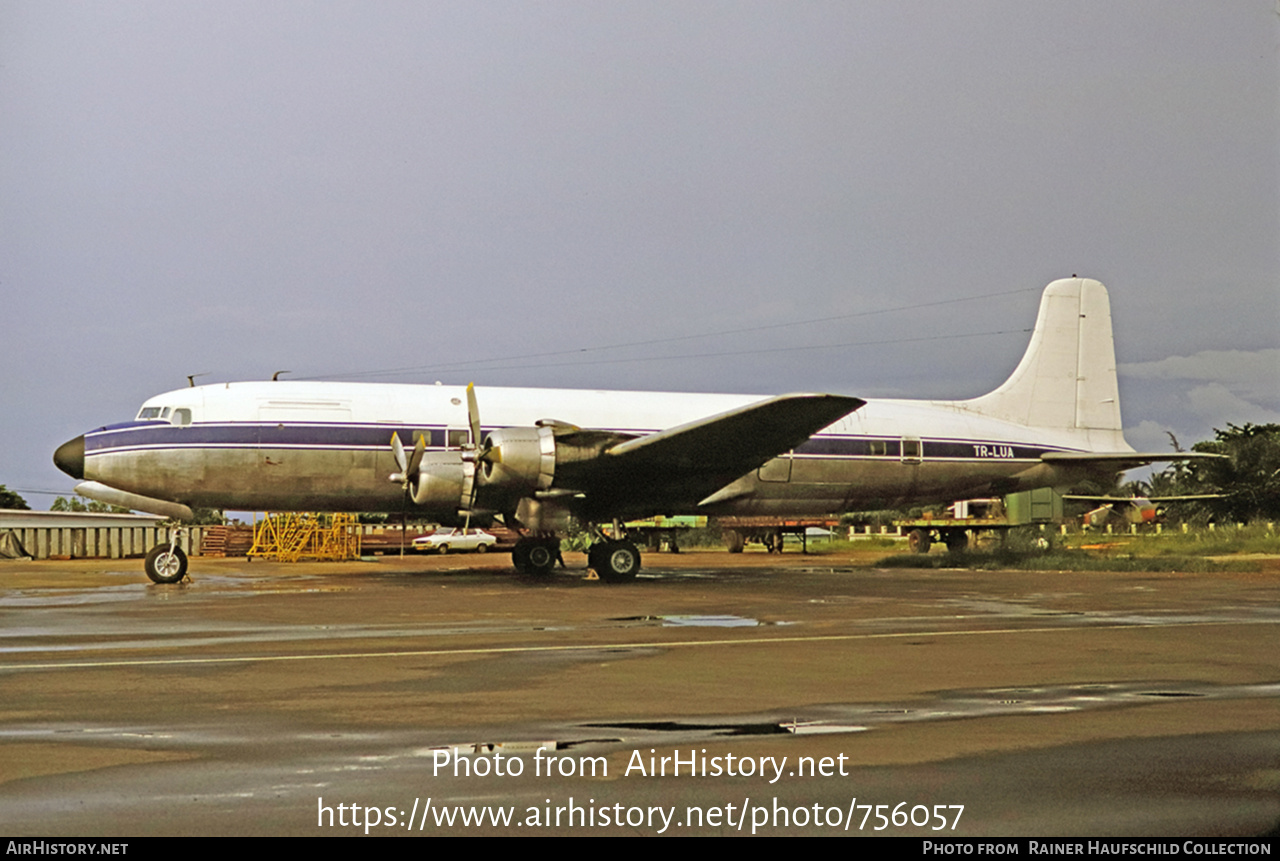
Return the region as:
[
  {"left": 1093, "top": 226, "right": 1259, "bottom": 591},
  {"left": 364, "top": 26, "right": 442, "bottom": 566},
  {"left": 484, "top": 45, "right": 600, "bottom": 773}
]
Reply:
[{"left": 144, "top": 530, "right": 188, "bottom": 584}]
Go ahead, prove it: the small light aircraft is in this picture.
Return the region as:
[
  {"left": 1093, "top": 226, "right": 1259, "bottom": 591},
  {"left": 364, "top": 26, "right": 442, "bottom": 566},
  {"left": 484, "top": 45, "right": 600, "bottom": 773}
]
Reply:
[
  {"left": 54, "top": 277, "right": 1199, "bottom": 583},
  {"left": 1065, "top": 494, "right": 1221, "bottom": 529}
]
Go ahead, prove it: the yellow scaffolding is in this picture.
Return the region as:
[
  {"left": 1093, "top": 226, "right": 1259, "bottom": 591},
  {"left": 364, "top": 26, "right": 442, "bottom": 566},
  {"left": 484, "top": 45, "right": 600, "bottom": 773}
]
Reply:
[{"left": 247, "top": 512, "right": 362, "bottom": 562}]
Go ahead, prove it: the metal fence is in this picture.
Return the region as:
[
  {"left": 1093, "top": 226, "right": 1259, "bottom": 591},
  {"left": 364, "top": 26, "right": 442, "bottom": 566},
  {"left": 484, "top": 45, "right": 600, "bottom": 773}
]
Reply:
[{"left": 0, "top": 525, "right": 213, "bottom": 560}]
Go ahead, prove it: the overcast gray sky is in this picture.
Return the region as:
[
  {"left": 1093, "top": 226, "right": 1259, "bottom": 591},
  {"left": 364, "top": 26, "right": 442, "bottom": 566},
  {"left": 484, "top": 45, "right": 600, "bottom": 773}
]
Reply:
[{"left": 2, "top": 1, "right": 1277, "bottom": 504}]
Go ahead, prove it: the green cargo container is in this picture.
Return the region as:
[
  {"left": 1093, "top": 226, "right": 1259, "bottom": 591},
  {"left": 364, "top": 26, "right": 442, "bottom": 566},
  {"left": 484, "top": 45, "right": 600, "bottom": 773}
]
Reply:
[{"left": 1004, "top": 487, "right": 1063, "bottom": 525}]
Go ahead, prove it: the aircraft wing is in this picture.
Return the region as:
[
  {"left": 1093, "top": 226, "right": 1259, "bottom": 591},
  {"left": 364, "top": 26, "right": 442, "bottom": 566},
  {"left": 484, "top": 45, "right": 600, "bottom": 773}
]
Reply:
[{"left": 565, "top": 393, "right": 865, "bottom": 515}]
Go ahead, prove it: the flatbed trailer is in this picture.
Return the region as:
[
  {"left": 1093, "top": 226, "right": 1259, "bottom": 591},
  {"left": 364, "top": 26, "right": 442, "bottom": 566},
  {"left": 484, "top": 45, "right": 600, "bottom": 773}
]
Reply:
[
  {"left": 622, "top": 516, "right": 707, "bottom": 553},
  {"left": 715, "top": 516, "right": 840, "bottom": 553},
  {"left": 892, "top": 517, "right": 1016, "bottom": 553}
]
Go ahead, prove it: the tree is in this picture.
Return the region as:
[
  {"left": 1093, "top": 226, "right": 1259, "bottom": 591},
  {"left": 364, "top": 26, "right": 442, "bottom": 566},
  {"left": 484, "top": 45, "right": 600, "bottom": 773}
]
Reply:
[
  {"left": 0, "top": 485, "right": 31, "bottom": 510},
  {"left": 49, "top": 495, "right": 225, "bottom": 523},
  {"left": 51, "top": 495, "right": 131, "bottom": 514},
  {"left": 187, "top": 508, "right": 226, "bottom": 525},
  {"left": 1183, "top": 423, "right": 1280, "bottom": 523}
]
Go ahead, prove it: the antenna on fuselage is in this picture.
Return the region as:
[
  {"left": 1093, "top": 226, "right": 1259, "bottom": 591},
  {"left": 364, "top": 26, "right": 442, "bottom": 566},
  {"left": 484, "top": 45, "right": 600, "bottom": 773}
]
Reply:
[
  {"left": 272, "top": 370, "right": 292, "bottom": 381},
  {"left": 186, "top": 373, "right": 210, "bottom": 388}
]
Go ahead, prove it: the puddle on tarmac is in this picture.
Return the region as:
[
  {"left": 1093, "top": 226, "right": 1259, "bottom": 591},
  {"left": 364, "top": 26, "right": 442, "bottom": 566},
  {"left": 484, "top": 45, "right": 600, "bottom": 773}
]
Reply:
[
  {"left": 661, "top": 615, "right": 760, "bottom": 627},
  {"left": 610, "top": 614, "right": 765, "bottom": 627},
  {"left": 573, "top": 680, "right": 1280, "bottom": 745}
]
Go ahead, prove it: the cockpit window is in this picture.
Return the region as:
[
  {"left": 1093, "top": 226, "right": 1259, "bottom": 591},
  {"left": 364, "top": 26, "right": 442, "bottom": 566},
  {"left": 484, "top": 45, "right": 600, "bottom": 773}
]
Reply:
[{"left": 137, "top": 406, "right": 192, "bottom": 424}]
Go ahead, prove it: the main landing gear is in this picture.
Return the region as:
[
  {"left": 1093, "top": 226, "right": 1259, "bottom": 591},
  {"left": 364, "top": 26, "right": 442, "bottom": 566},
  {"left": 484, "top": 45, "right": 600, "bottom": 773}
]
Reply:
[
  {"left": 588, "top": 539, "right": 641, "bottom": 583},
  {"left": 511, "top": 534, "right": 642, "bottom": 583},
  {"left": 512, "top": 536, "right": 561, "bottom": 576}
]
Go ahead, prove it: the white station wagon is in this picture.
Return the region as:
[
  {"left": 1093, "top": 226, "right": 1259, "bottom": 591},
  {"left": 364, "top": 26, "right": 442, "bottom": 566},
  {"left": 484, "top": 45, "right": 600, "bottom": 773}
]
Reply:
[{"left": 411, "top": 528, "right": 497, "bottom": 554}]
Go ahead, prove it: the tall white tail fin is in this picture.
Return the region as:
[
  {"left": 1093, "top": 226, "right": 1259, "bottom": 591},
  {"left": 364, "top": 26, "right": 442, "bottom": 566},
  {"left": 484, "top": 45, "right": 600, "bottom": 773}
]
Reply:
[{"left": 966, "top": 278, "right": 1127, "bottom": 447}]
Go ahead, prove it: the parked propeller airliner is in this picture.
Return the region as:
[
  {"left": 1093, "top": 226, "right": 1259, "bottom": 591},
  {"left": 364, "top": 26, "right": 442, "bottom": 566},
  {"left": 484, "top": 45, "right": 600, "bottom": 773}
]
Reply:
[{"left": 54, "top": 278, "right": 1185, "bottom": 583}]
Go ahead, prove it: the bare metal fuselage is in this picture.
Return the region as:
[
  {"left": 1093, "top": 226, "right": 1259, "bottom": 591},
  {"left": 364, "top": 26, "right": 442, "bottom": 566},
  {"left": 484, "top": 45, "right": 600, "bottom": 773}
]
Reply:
[{"left": 77, "top": 382, "right": 1103, "bottom": 522}]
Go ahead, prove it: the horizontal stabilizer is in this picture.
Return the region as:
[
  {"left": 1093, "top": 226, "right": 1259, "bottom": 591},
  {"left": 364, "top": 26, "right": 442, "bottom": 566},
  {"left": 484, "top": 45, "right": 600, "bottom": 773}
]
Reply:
[
  {"left": 1041, "top": 451, "right": 1223, "bottom": 467},
  {"left": 1062, "top": 494, "right": 1222, "bottom": 503}
]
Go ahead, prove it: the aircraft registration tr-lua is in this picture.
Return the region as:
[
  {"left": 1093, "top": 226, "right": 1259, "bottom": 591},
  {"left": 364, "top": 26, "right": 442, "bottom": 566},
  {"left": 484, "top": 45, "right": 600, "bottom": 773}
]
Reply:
[{"left": 53, "top": 278, "right": 1185, "bottom": 583}]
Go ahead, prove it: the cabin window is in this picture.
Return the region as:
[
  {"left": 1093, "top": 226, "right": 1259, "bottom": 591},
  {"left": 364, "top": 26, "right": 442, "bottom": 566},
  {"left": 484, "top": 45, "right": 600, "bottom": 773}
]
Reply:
[
  {"left": 447, "top": 429, "right": 470, "bottom": 449},
  {"left": 900, "top": 437, "right": 922, "bottom": 464},
  {"left": 868, "top": 440, "right": 887, "bottom": 457}
]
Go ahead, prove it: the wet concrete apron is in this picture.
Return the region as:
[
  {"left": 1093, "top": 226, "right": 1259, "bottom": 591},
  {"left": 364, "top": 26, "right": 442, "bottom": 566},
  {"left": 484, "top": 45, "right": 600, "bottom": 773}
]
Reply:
[{"left": 0, "top": 552, "right": 1277, "bottom": 836}]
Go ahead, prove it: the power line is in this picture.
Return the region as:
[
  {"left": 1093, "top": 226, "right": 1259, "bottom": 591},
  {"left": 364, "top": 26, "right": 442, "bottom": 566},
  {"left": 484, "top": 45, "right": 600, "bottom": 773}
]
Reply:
[
  {"left": 299, "top": 286, "right": 1039, "bottom": 381},
  {"left": 348, "top": 328, "right": 1033, "bottom": 379}
]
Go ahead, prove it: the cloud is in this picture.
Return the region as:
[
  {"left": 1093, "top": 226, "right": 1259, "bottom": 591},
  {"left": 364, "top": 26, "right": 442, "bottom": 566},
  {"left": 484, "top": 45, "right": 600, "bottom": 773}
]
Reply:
[
  {"left": 1183, "top": 383, "right": 1280, "bottom": 426},
  {"left": 1123, "top": 419, "right": 1184, "bottom": 454},
  {"left": 1119, "top": 349, "right": 1280, "bottom": 404},
  {"left": 1120, "top": 350, "right": 1280, "bottom": 449}
]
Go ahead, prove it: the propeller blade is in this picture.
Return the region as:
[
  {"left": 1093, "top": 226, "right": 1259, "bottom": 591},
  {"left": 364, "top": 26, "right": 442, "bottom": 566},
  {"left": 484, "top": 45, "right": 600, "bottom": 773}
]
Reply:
[
  {"left": 407, "top": 432, "right": 426, "bottom": 476},
  {"left": 466, "top": 383, "right": 501, "bottom": 467},
  {"left": 390, "top": 432, "right": 408, "bottom": 482},
  {"left": 390, "top": 432, "right": 426, "bottom": 488},
  {"left": 466, "top": 382, "right": 482, "bottom": 450},
  {"left": 464, "top": 384, "right": 482, "bottom": 528}
]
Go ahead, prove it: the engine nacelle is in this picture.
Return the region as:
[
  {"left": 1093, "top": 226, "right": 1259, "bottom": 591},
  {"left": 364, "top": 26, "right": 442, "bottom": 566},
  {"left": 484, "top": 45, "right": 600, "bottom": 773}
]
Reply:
[
  {"left": 408, "top": 451, "right": 472, "bottom": 510},
  {"left": 515, "top": 496, "right": 573, "bottom": 533},
  {"left": 478, "top": 426, "right": 556, "bottom": 496}
]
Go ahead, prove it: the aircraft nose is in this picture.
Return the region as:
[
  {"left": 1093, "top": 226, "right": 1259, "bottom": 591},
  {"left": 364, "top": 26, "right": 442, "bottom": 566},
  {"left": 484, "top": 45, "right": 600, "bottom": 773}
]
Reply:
[{"left": 54, "top": 435, "right": 85, "bottom": 479}]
